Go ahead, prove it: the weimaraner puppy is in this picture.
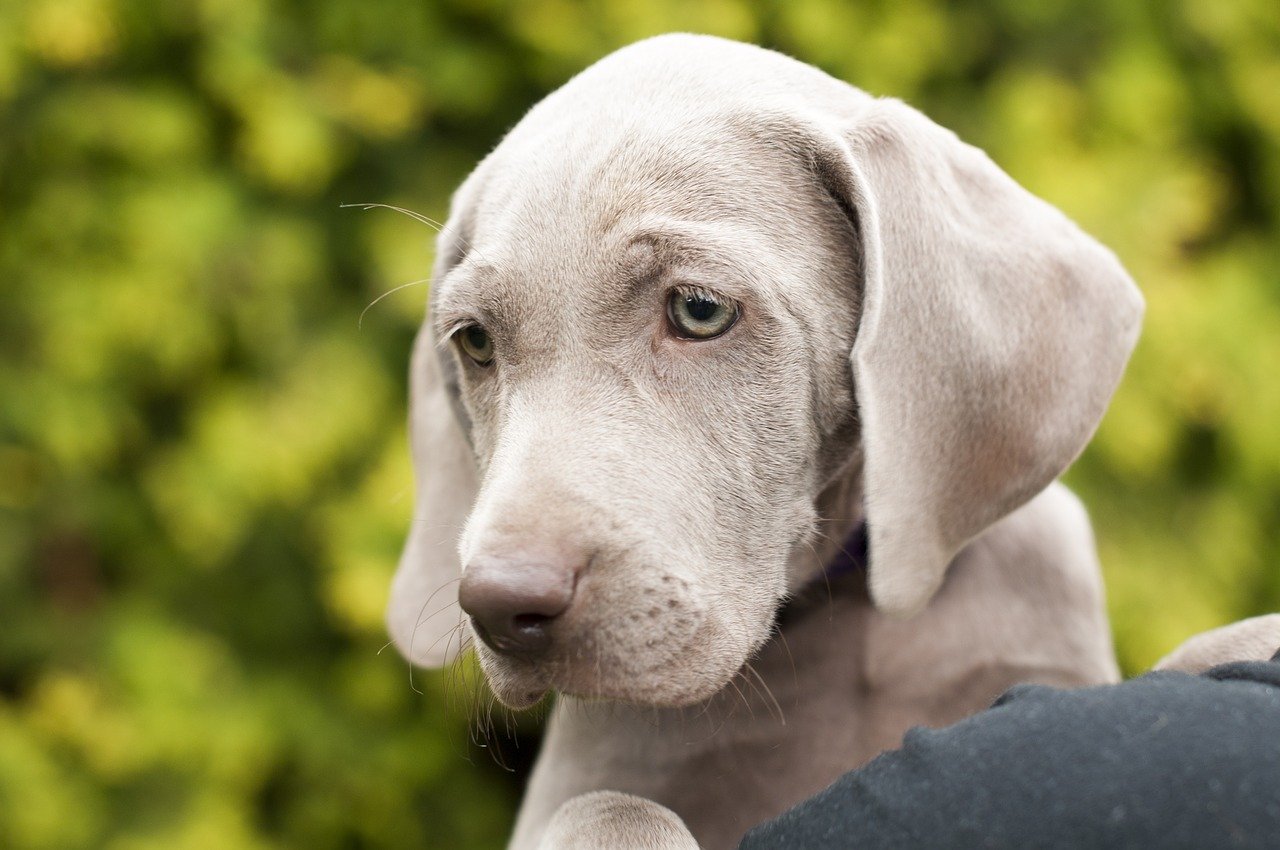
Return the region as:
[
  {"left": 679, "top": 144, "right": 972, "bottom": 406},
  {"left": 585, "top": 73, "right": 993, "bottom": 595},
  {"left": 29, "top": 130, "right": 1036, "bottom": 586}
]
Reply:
[{"left": 387, "top": 34, "right": 1144, "bottom": 849}]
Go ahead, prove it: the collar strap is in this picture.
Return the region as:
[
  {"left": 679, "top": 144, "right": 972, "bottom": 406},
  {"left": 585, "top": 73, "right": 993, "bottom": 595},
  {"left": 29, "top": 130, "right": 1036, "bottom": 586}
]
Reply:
[
  {"left": 822, "top": 521, "right": 868, "bottom": 581},
  {"left": 774, "top": 521, "right": 868, "bottom": 625}
]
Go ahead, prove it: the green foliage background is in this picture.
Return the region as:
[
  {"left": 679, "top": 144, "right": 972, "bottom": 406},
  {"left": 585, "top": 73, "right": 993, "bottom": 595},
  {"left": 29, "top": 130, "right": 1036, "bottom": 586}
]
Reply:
[{"left": 1, "top": 0, "right": 1277, "bottom": 847}]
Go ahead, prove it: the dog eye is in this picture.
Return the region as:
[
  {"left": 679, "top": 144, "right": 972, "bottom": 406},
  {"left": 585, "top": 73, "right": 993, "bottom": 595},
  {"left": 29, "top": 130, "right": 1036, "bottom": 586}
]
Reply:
[
  {"left": 456, "top": 324, "right": 495, "bottom": 365},
  {"left": 667, "top": 290, "right": 738, "bottom": 339}
]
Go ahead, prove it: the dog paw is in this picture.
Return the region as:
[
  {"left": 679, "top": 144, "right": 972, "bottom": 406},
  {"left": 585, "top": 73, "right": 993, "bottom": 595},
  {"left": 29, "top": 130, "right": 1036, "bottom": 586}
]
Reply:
[
  {"left": 1154, "top": 614, "right": 1280, "bottom": 674},
  {"left": 537, "top": 791, "right": 700, "bottom": 850}
]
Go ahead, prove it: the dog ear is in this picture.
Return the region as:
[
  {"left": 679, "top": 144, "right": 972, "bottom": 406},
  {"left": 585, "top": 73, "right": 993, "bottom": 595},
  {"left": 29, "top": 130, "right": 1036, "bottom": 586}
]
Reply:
[
  {"left": 810, "top": 99, "right": 1143, "bottom": 617},
  {"left": 386, "top": 184, "right": 481, "bottom": 668}
]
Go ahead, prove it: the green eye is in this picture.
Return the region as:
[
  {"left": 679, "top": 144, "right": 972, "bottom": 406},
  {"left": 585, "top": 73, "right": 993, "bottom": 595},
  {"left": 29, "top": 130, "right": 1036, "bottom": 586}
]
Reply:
[
  {"left": 456, "top": 325, "right": 494, "bottom": 365},
  {"left": 667, "top": 290, "right": 738, "bottom": 339}
]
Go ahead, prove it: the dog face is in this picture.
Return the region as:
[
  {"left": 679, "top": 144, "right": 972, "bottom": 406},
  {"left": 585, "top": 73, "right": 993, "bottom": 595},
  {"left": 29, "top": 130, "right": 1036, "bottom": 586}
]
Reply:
[
  {"left": 387, "top": 34, "right": 1143, "bottom": 709},
  {"left": 430, "top": 121, "right": 861, "bottom": 706}
]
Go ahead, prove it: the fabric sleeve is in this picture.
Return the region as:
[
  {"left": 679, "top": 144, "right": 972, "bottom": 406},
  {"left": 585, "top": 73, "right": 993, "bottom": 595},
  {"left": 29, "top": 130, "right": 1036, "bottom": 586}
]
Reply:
[{"left": 738, "top": 661, "right": 1280, "bottom": 849}]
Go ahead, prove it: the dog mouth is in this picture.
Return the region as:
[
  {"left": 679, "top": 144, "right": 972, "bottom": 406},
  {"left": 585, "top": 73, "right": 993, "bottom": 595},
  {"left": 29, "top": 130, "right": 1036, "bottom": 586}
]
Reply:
[
  {"left": 477, "top": 639, "right": 694, "bottom": 708},
  {"left": 473, "top": 600, "right": 766, "bottom": 709}
]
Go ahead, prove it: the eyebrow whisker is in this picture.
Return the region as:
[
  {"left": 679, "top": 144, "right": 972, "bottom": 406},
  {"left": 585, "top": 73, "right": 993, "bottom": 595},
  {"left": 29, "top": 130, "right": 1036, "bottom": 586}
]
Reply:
[
  {"left": 340, "top": 202, "right": 449, "bottom": 232},
  {"left": 342, "top": 201, "right": 497, "bottom": 326},
  {"left": 341, "top": 202, "right": 489, "bottom": 266},
  {"left": 357, "top": 277, "right": 432, "bottom": 329}
]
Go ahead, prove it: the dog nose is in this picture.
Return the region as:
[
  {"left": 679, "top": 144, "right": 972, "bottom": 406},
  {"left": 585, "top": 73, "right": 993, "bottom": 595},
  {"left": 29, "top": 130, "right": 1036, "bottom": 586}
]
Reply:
[{"left": 458, "top": 555, "right": 578, "bottom": 659}]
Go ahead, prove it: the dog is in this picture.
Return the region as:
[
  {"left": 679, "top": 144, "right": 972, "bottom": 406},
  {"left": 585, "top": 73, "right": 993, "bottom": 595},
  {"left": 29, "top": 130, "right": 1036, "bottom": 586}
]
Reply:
[{"left": 386, "top": 34, "right": 1143, "bottom": 849}]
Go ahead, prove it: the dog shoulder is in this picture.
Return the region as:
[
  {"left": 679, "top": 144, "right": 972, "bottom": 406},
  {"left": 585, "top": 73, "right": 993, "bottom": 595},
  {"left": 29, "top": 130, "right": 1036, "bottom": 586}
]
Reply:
[
  {"left": 864, "top": 482, "right": 1121, "bottom": 709},
  {"left": 945, "top": 481, "right": 1121, "bottom": 687}
]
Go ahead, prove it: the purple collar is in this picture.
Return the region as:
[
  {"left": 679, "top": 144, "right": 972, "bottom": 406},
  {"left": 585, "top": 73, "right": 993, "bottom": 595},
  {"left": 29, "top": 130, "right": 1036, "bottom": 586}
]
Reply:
[
  {"left": 822, "top": 521, "right": 868, "bottom": 581},
  {"left": 775, "top": 521, "right": 868, "bottom": 624}
]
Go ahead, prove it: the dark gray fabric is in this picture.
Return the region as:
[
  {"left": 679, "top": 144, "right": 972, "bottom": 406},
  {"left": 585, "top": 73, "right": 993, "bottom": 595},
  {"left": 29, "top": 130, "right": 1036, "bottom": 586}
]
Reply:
[{"left": 739, "top": 656, "right": 1280, "bottom": 849}]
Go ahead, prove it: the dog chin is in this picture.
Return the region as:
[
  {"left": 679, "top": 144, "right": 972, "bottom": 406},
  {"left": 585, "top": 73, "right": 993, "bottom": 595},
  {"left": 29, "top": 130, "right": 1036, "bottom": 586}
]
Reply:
[
  {"left": 477, "top": 630, "right": 763, "bottom": 710},
  {"left": 473, "top": 654, "right": 549, "bottom": 709},
  {"left": 483, "top": 663, "right": 740, "bottom": 710}
]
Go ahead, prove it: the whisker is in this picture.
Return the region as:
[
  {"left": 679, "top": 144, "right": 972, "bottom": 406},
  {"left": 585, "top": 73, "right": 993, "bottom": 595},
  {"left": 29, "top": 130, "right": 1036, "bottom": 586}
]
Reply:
[
  {"left": 421, "top": 620, "right": 468, "bottom": 666},
  {"left": 340, "top": 201, "right": 489, "bottom": 267},
  {"left": 705, "top": 688, "right": 737, "bottom": 740},
  {"left": 406, "top": 578, "right": 464, "bottom": 672},
  {"left": 728, "top": 676, "right": 753, "bottom": 723},
  {"left": 357, "top": 277, "right": 431, "bottom": 328},
  {"left": 340, "top": 202, "right": 449, "bottom": 232},
  {"left": 804, "top": 530, "right": 841, "bottom": 616},
  {"left": 775, "top": 627, "right": 799, "bottom": 693},
  {"left": 416, "top": 595, "right": 467, "bottom": 628},
  {"left": 745, "top": 662, "right": 785, "bottom": 726},
  {"left": 340, "top": 201, "right": 492, "bottom": 327},
  {"left": 810, "top": 524, "right": 863, "bottom": 569}
]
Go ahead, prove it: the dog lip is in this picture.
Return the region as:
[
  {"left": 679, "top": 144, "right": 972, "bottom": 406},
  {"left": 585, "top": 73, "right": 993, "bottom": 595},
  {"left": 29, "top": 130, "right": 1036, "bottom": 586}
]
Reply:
[
  {"left": 500, "top": 687, "right": 549, "bottom": 710},
  {"left": 519, "top": 688, "right": 549, "bottom": 706}
]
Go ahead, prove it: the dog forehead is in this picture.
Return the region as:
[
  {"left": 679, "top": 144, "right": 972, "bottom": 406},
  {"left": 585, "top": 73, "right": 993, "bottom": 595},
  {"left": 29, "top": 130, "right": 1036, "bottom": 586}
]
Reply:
[
  {"left": 462, "top": 35, "right": 862, "bottom": 248},
  {"left": 473, "top": 120, "right": 765, "bottom": 248},
  {"left": 447, "top": 134, "right": 788, "bottom": 329}
]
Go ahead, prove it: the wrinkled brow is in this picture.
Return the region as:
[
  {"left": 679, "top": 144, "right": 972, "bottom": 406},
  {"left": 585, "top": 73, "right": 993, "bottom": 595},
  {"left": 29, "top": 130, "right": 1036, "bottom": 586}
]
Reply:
[
  {"left": 429, "top": 226, "right": 763, "bottom": 338},
  {"left": 619, "top": 226, "right": 763, "bottom": 301},
  {"left": 430, "top": 260, "right": 505, "bottom": 340}
]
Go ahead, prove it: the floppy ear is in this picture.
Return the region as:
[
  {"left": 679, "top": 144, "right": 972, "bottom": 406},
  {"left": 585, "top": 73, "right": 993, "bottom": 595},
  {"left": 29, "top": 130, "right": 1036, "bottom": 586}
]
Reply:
[
  {"left": 386, "top": 188, "right": 481, "bottom": 667},
  {"left": 811, "top": 99, "right": 1143, "bottom": 616}
]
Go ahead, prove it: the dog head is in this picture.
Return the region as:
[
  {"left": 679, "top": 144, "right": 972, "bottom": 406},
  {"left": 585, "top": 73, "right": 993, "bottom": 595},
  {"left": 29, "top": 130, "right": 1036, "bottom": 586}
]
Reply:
[{"left": 386, "top": 35, "right": 1142, "bottom": 708}]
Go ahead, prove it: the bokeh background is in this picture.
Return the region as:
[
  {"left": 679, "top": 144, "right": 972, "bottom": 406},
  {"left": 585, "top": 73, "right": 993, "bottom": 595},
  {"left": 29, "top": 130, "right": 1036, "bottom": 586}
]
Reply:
[{"left": 1, "top": 0, "right": 1277, "bottom": 847}]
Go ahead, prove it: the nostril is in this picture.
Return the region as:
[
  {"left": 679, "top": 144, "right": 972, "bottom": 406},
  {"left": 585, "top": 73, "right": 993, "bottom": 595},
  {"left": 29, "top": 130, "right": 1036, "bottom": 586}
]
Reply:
[
  {"left": 513, "top": 613, "right": 553, "bottom": 632},
  {"left": 504, "top": 612, "right": 554, "bottom": 655},
  {"left": 469, "top": 612, "right": 554, "bottom": 658}
]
